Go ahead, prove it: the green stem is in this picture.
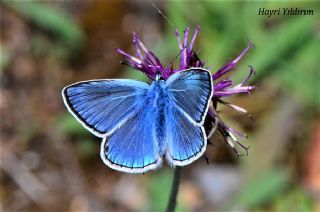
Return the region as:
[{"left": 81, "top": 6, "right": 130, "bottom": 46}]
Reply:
[{"left": 166, "top": 166, "right": 182, "bottom": 212}]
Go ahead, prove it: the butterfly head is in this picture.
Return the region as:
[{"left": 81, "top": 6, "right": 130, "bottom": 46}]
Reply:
[{"left": 155, "top": 71, "right": 164, "bottom": 81}]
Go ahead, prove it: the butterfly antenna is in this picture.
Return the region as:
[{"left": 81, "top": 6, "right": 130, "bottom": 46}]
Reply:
[
  {"left": 147, "top": 1, "right": 193, "bottom": 72},
  {"left": 165, "top": 42, "right": 191, "bottom": 70},
  {"left": 147, "top": 0, "right": 175, "bottom": 28}
]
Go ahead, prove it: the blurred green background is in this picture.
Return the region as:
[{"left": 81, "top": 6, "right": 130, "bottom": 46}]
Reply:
[{"left": 1, "top": 0, "right": 319, "bottom": 211}]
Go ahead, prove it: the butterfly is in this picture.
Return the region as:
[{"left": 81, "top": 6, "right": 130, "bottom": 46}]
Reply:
[{"left": 62, "top": 68, "right": 213, "bottom": 173}]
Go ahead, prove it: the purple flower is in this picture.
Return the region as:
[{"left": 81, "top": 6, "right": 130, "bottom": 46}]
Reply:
[{"left": 117, "top": 26, "right": 255, "bottom": 156}]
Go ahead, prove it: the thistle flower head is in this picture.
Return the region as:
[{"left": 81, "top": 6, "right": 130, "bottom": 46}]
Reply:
[
  {"left": 116, "top": 26, "right": 204, "bottom": 80},
  {"left": 117, "top": 26, "right": 256, "bottom": 156}
]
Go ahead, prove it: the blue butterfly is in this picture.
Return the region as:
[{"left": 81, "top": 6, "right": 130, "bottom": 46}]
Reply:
[{"left": 62, "top": 68, "right": 213, "bottom": 173}]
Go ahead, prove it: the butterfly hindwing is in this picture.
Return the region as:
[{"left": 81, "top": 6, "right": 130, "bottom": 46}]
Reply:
[
  {"left": 62, "top": 80, "right": 149, "bottom": 137},
  {"left": 100, "top": 101, "right": 161, "bottom": 173},
  {"left": 166, "top": 69, "right": 213, "bottom": 125},
  {"left": 165, "top": 105, "right": 207, "bottom": 166}
]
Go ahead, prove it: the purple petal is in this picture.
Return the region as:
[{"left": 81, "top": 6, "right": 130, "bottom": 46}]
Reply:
[
  {"left": 214, "top": 78, "right": 233, "bottom": 91},
  {"left": 219, "top": 121, "right": 248, "bottom": 139},
  {"left": 217, "top": 99, "right": 253, "bottom": 119},
  {"left": 175, "top": 29, "right": 182, "bottom": 50},
  {"left": 215, "top": 84, "right": 255, "bottom": 97},
  {"left": 180, "top": 27, "right": 190, "bottom": 69},
  {"left": 188, "top": 25, "right": 200, "bottom": 55},
  {"left": 212, "top": 41, "right": 254, "bottom": 80},
  {"left": 133, "top": 32, "right": 148, "bottom": 53},
  {"left": 241, "top": 65, "right": 255, "bottom": 86},
  {"left": 133, "top": 33, "right": 158, "bottom": 66},
  {"left": 116, "top": 48, "right": 142, "bottom": 64},
  {"left": 132, "top": 33, "right": 143, "bottom": 59}
]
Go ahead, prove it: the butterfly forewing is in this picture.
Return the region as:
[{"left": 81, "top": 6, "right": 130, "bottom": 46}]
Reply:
[
  {"left": 62, "top": 80, "right": 149, "bottom": 137},
  {"left": 166, "top": 69, "right": 213, "bottom": 125}
]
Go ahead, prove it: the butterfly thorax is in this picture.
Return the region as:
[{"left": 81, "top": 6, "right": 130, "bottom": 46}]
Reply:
[{"left": 147, "top": 80, "right": 169, "bottom": 155}]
